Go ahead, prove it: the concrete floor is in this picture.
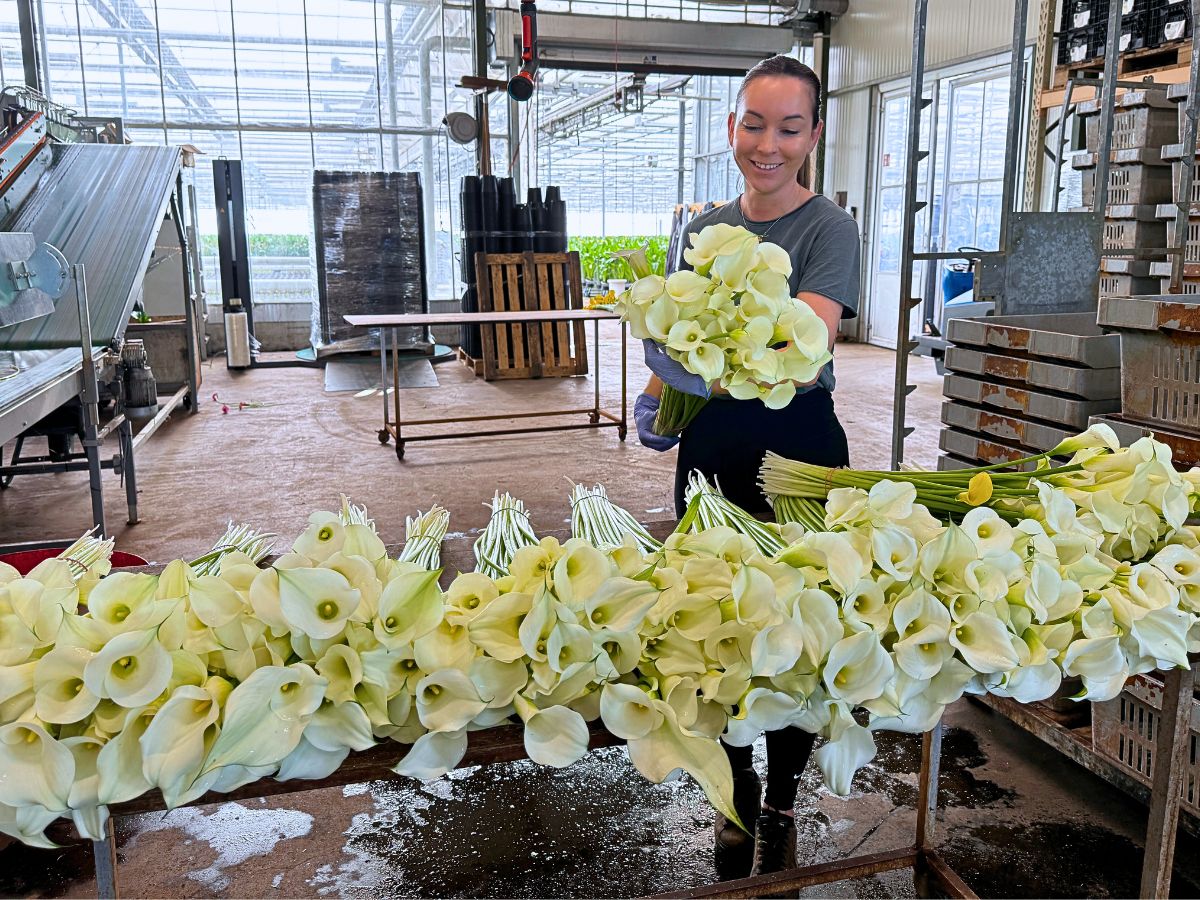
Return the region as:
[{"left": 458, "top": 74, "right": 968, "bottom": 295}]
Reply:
[{"left": 7, "top": 337, "right": 1185, "bottom": 898}]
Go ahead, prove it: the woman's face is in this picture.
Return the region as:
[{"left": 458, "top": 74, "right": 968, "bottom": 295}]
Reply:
[{"left": 727, "top": 75, "right": 822, "bottom": 196}]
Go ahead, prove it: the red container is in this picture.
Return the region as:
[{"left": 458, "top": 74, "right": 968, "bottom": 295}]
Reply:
[{"left": 0, "top": 548, "right": 148, "bottom": 575}]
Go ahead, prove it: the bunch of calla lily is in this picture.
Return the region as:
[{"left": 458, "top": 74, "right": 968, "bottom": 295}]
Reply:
[
  {"left": 3, "top": 428, "right": 1200, "bottom": 851},
  {"left": 569, "top": 482, "right": 662, "bottom": 554},
  {"left": 614, "top": 225, "right": 833, "bottom": 435}
]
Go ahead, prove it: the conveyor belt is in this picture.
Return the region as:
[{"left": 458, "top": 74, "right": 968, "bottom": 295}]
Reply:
[
  {"left": 0, "top": 143, "right": 181, "bottom": 350},
  {"left": 0, "top": 347, "right": 102, "bottom": 447}
]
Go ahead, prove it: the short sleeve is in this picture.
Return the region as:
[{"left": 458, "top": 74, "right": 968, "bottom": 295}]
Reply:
[{"left": 795, "top": 217, "right": 861, "bottom": 318}]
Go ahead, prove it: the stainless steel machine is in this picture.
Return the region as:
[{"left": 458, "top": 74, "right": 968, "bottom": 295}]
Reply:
[{"left": 0, "top": 88, "right": 202, "bottom": 539}]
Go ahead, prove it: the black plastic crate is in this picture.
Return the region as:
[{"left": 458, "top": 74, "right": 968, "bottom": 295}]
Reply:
[
  {"left": 1059, "top": 22, "right": 1108, "bottom": 65},
  {"left": 1063, "top": 0, "right": 1107, "bottom": 29},
  {"left": 1149, "top": 0, "right": 1192, "bottom": 47},
  {"left": 1120, "top": 9, "right": 1151, "bottom": 51}
]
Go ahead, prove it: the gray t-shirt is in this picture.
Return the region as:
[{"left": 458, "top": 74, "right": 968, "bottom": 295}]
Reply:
[{"left": 679, "top": 195, "right": 860, "bottom": 392}]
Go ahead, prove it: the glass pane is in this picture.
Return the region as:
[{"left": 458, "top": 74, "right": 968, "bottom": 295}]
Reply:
[
  {"left": 151, "top": 0, "right": 238, "bottom": 126},
  {"left": 975, "top": 179, "right": 1003, "bottom": 251},
  {"left": 306, "top": 1, "right": 380, "bottom": 128},
  {"left": 239, "top": 131, "right": 316, "bottom": 305},
  {"left": 0, "top": 2, "right": 22, "bottom": 89},
  {"left": 168, "top": 127, "right": 241, "bottom": 304},
  {"left": 947, "top": 81, "right": 985, "bottom": 182},
  {"left": 980, "top": 76, "right": 1010, "bottom": 180},
  {"left": 945, "top": 182, "right": 979, "bottom": 252},
  {"left": 46, "top": 0, "right": 107, "bottom": 116},
  {"left": 232, "top": 4, "right": 311, "bottom": 127},
  {"left": 876, "top": 186, "right": 904, "bottom": 274}
]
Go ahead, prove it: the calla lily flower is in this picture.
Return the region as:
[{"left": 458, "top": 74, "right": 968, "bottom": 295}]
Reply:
[
  {"left": 1062, "top": 635, "right": 1128, "bottom": 701},
  {"left": 949, "top": 611, "right": 1019, "bottom": 674},
  {"left": 292, "top": 514, "right": 346, "bottom": 562},
  {"left": 513, "top": 696, "right": 590, "bottom": 768},
  {"left": 0, "top": 722, "right": 73, "bottom": 812},
  {"left": 199, "top": 664, "right": 326, "bottom": 778},
  {"left": 34, "top": 645, "right": 99, "bottom": 724},
  {"left": 414, "top": 620, "right": 477, "bottom": 672},
  {"left": 584, "top": 577, "right": 659, "bottom": 632},
  {"left": 0, "top": 801, "right": 60, "bottom": 848},
  {"left": 277, "top": 567, "right": 360, "bottom": 640},
  {"left": 393, "top": 727, "right": 468, "bottom": 781},
  {"left": 96, "top": 706, "right": 157, "bottom": 804},
  {"left": 139, "top": 683, "right": 223, "bottom": 808},
  {"left": 83, "top": 628, "right": 172, "bottom": 708},
  {"left": 305, "top": 699, "right": 375, "bottom": 753},
  {"left": 823, "top": 631, "right": 894, "bottom": 706},
  {"left": 375, "top": 568, "right": 444, "bottom": 649},
  {"left": 445, "top": 572, "right": 500, "bottom": 626},
  {"left": 188, "top": 575, "right": 245, "bottom": 628},
  {"left": 627, "top": 698, "right": 744, "bottom": 832},
  {"left": 467, "top": 591, "right": 533, "bottom": 662},
  {"left": 723, "top": 688, "right": 801, "bottom": 747},
  {"left": 599, "top": 682, "right": 663, "bottom": 739},
  {"left": 316, "top": 644, "right": 365, "bottom": 704},
  {"left": 415, "top": 669, "right": 485, "bottom": 732},
  {"left": 814, "top": 703, "right": 877, "bottom": 797},
  {"left": 0, "top": 660, "right": 35, "bottom": 723}
]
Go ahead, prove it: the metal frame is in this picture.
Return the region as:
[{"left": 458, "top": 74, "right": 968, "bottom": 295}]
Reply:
[{"left": 344, "top": 309, "right": 627, "bottom": 460}]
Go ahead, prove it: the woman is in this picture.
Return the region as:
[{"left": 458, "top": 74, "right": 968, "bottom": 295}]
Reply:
[{"left": 634, "top": 55, "right": 861, "bottom": 880}]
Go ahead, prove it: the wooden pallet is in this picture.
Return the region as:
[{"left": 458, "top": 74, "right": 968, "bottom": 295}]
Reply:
[
  {"left": 455, "top": 345, "right": 483, "bottom": 376},
  {"left": 473, "top": 250, "right": 588, "bottom": 381},
  {"left": 1052, "top": 38, "right": 1193, "bottom": 90}
]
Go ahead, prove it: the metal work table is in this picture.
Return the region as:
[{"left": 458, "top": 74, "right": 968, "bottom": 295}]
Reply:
[{"left": 344, "top": 309, "right": 627, "bottom": 459}]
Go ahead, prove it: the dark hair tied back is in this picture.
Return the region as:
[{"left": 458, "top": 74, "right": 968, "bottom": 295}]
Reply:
[{"left": 734, "top": 55, "right": 822, "bottom": 189}]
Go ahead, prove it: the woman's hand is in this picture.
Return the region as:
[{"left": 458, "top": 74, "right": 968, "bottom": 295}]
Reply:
[{"left": 634, "top": 392, "right": 680, "bottom": 451}]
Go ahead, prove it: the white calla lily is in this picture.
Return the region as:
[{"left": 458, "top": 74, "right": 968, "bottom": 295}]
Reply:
[
  {"left": 0, "top": 722, "right": 73, "bottom": 812},
  {"left": 823, "top": 631, "right": 894, "bottom": 706},
  {"left": 277, "top": 566, "right": 360, "bottom": 640},
  {"left": 514, "top": 696, "right": 590, "bottom": 768},
  {"left": 393, "top": 727, "right": 469, "bottom": 780},
  {"left": 83, "top": 628, "right": 172, "bottom": 708}
]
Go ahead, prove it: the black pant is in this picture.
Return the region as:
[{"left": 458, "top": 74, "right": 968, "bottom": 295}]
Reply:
[
  {"left": 674, "top": 388, "right": 849, "bottom": 810},
  {"left": 673, "top": 388, "right": 850, "bottom": 518}
]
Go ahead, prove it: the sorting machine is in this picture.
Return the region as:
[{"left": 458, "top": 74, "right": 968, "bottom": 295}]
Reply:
[{"left": 0, "top": 88, "right": 202, "bottom": 540}]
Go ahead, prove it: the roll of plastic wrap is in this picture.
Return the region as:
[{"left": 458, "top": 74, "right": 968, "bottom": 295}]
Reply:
[{"left": 225, "top": 311, "right": 252, "bottom": 368}]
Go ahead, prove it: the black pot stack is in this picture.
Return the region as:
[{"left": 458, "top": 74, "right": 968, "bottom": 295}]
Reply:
[{"left": 458, "top": 177, "right": 568, "bottom": 359}]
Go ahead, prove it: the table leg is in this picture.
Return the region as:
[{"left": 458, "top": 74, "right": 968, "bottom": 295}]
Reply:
[
  {"left": 377, "top": 327, "right": 390, "bottom": 444},
  {"left": 619, "top": 322, "right": 627, "bottom": 440},
  {"left": 94, "top": 815, "right": 119, "bottom": 898},
  {"left": 393, "top": 328, "right": 405, "bottom": 460},
  {"left": 591, "top": 319, "right": 601, "bottom": 424},
  {"left": 1139, "top": 666, "right": 1191, "bottom": 899},
  {"left": 916, "top": 722, "right": 943, "bottom": 850}
]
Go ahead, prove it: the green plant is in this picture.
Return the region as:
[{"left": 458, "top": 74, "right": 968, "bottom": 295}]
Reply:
[
  {"left": 569, "top": 235, "right": 668, "bottom": 283},
  {"left": 199, "top": 233, "right": 311, "bottom": 258}
]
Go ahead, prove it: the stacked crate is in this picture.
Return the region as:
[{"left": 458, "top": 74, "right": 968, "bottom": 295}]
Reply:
[
  {"left": 1058, "top": 1, "right": 1179, "bottom": 67},
  {"left": 1090, "top": 292, "right": 1200, "bottom": 466},
  {"left": 1075, "top": 89, "right": 1177, "bottom": 294},
  {"left": 937, "top": 314, "right": 1122, "bottom": 471},
  {"left": 1153, "top": 82, "right": 1200, "bottom": 292}
]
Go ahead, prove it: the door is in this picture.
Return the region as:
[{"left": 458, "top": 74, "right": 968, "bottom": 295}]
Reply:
[{"left": 866, "top": 89, "right": 935, "bottom": 348}]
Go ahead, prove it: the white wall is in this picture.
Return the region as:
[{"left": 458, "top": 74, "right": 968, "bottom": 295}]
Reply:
[{"left": 827, "top": 0, "right": 1040, "bottom": 94}]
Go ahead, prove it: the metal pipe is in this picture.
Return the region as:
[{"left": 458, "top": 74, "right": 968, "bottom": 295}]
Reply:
[
  {"left": 998, "top": 0, "right": 1028, "bottom": 252},
  {"left": 130, "top": 384, "right": 188, "bottom": 451},
  {"left": 1050, "top": 77, "right": 1078, "bottom": 213},
  {"left": 384, "top": 0, "right": 398, "bottom": 169},
  {"left": 1093, "top": 0, "right": 1123, "bottom": 224},
  {"left": 676, "top": 99, "right": 686, "bottom": 204},
  {"left": 421, "top": 35, "right": 471, "bottom": 260},
  {"left": 73, "top": 263, "right": 106, "bottom": 537},
  {"left": 889, "top": 0, "right": 928, "bottom": 470},
  {"left": 17, "top": 0, "right": 40, "bottom": 91},
  {"left": 1169, "top": 0, "right": 1200, "bottom": 292}
]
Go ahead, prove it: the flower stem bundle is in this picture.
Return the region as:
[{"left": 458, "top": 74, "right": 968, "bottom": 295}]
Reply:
[
  {"left": 677, "top": 470, "right": 785, "bottom": 556},
  {"left": 398, "top": 505, "right": 451, "bottom": 570},
  {"left": 55, "top": 527, "right": 114, "bottom": 580},
  {"left": 569, "top": 482, "right": 662, "bottom": 553},
  {"left": 338, "top": 495, "right": 374, "bottom": 529},
  {"left": 189, "top": 522, "right": 276, "bottom": 576},
  {"left": 473, "top": 491, "right": 539, "bottom": 578},
  {"left": 771, "top": 494, "right": 828, "bottom": 532},
  {"left": 653, "top": 386, "right": 710, "bottom": 437}
]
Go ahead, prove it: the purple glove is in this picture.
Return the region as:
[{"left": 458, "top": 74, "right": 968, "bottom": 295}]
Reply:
[
  {"left": 635, "top": 392, "right": 679, "bottom": 452},
  {"left": 642, "top": 339, "right": 710, "bottom": 398}
]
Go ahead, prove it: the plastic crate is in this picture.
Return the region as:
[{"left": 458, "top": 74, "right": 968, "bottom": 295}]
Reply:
[
  {"left": 938, "top": 427, "right": 1044, "bottom": 470},
  {"left": 1101, "top": 271, "right": 1162, "bottom": 294},
  {"left": 1096, "top": 293, "right": 1200, "bottom": 433},
  {"left": 1084, "top": 99, "right": 1177, "bottom": 152},
  {"left": 1148, "top": 260, "right": 1200, "bottom": 294},
  {"left": 1063, "top": 0, "right": 1106, "bottom": 29},
  {"left": 1080, "top": 162, "right": 1174, "bottom": 207},
  {"left": 1149, "top": 0, "right": 1192, "bottom": 47},
  {"left": 1166, "top": 216, "right": 1200, "bottom": 262},
  {"left": 941, "top": 401, "right": 1077, "bottom": 453},
  {"left": 1092, "top": 672, "right": 1200, "bottom": 818},
  {"left": 1060, "top": 22, "right": 1108, "bottom": 65},
  {"left": 943, "top": 372, "right": 1120, "bottom": 429},
  {"left": 1103, "top": 216, "right": 1167, "bottom": 250},
  {"left": 945, "top": 312, "right": 1121, "bottom": 367},
  {"left": 1089, "top": 412, "right": 1200, "bottom": 466},
  {"left": 944, "top": 346, "right": 1122, "bottom": 398}
]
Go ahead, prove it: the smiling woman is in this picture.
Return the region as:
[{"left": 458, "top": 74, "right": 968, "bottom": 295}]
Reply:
[{"left": 631, "top": 53, "right": 862, "bottom": 882}]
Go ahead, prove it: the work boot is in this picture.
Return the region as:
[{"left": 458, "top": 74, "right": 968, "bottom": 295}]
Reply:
[
  {"left": 749, "top": 809, "right": 797, "bottom": 896},
  {"left": 713, "top": 767, "right": 762, "bottom": 878}
]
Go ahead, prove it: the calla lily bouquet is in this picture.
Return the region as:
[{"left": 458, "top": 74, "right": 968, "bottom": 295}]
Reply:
[
  {"left": 2, "top": 429, "right": 1200, "bottom": 851},
  {"left": 614, "top": 224, "right": 833, "bottom": 435}
]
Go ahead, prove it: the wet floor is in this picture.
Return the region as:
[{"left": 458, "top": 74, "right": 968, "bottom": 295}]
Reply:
[{"left": 3, "top": 700, "right": 1199, "bottom": 898}]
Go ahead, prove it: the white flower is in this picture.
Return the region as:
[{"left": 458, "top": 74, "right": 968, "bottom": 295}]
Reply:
[
  {"left": 415, "top": 669, "right": 485, "bottom": 732},
  {"left": 514, "top": 696, "right": 590, "bottom": 768},
  {"left": 823, "top": 631, "right": 894, "bottom": 706},
  {"left": 83, "top": 629, "right": 172, "bottom": 708},
  {"left": 949, "top": 611, "right": 1019, "bottom": 674},
  {"left": 34, "top": 645, "right": 99, "bottom": 724},
  {"left": 814, "top": 703, "right": 877, "bottom": 797},
  {"left": 0, "top": 722, "right": 73, "bottom": 812},
  {"left": 277, "top": 567, "right": 361, "bottom": 640}
]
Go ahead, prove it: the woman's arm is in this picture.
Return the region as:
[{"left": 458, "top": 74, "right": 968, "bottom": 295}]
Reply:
[{"left": 643, "top": 373, "right": 664, "bottom": 397}]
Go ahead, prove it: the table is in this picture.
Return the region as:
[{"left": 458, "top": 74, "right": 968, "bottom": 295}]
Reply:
[{"left": 344, "top": 310, "right": 627, "bottom": 459}]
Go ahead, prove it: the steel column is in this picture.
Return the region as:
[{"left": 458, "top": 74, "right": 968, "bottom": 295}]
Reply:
[
  {"left": 16, "top": 0, "right": 40, "bottom": 92},
  {"left": 1139, "top": 667, "right": 1193, "bottom": 898},
  {"left": 888, "top": 0, "right": 929, "bottom": 469},
  {"left": 93, "top": 815, "right": 119, "bottom": 898},
  {"left": 998, "top": 0, "right": 1029, "bottom": 252},
  {"left": 74, "top": 264, "right": 106, "bottom": 537},
  {"left": 1092, "top": 0, "right": 1124, "bottom": 222},
  {"left": 1023, "top": 0, "right": 1057, "bottom": 211},
  {"left": 1169, "top": 0, "right": 1200, "bottom": 292}
]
